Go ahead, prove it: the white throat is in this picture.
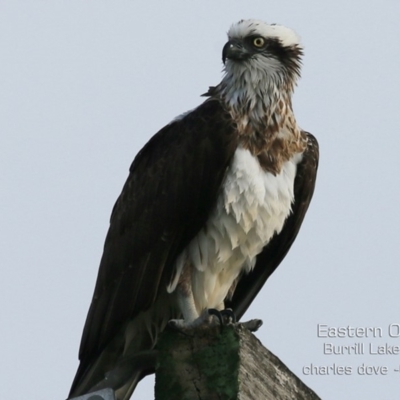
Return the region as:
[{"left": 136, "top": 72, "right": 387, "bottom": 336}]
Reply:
[{"left": 217, "top": 59, "right": 295, "bottom": 130}]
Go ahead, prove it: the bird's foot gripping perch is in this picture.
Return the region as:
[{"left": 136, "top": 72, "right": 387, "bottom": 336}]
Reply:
[
  {"left": 168, "top": 308, "right": 263, "bottom": 333},
  {"left": 208, "top": 308, "right": 237, "bottom": 324},
  {"left": 209, "top": 308, "right": 263, "bottom": 332}
]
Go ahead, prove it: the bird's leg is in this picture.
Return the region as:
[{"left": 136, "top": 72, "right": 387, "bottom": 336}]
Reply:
[
  {"left": 167, "top": 262, "right": 261, "bottom": 332},
  {"left": 168, "top": 270, "right": 207, "bottom": 330},
  {"left": 168, "top": 281, "right": 224, "bottom": 331},
  {"left": 168, "top": 290, "right": 211, "bottom": 331}
]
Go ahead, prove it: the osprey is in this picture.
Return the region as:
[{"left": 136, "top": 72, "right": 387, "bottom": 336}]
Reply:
[{"left": 69, "top": 19, "right": 318, "bottom": 400}]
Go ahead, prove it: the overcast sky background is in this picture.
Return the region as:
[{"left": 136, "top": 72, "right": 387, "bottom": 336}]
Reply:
[{"left": 1, "top": 1, "right": 400, "bottom": 399}]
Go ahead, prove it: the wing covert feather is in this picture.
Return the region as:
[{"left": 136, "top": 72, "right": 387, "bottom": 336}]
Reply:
[{"left": 79, "top": 99, "right": 237, "bottom": 362}]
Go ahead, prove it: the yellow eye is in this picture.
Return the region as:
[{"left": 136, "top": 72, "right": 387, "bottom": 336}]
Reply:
[{"left": 253, "top": 37, "right": 265, "bottom": 48}]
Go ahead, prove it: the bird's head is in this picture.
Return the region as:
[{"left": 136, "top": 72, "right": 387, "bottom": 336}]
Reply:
[{"left": 220, "top": 19, "right": 303, "bottom": 100}]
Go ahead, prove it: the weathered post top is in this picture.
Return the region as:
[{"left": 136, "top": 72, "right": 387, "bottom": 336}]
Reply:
[{"left": 155, "top": 324, "right": 321, "bottom": 400}]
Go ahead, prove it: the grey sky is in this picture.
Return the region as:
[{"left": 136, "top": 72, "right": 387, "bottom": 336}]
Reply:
[{"left": 1, "top": 1, "right": 400, "bottom": 399}]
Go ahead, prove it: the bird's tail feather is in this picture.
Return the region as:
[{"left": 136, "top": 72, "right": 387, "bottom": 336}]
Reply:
[{"left": 69, "top": 351, "right": 156, "bottom": 400}]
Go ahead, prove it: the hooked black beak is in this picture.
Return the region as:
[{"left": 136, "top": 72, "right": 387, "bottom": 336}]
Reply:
[{"left": 222, "top": 40, "right": 251, "bottom": 64}]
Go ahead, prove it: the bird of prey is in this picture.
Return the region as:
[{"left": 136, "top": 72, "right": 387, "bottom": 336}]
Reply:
[{"left": 69, "top": 19, "right": 319, "bottom": 400}]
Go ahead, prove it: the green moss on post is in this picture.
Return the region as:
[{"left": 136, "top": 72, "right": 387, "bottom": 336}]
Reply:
[
  {"left": 191, "top": 326, "right": 239, "bottom": 397},
  {"left": 155, "top": 325, "right": 240, "bottom": 400}
]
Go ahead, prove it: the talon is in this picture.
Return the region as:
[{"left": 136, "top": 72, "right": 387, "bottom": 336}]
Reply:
[
  {"left": 220, "top": 308, "right": 237, "bottom": 323},
  {"left": 208, "top": 308, "right": 224, "bottom": 325},
  {"left": 208, "top": 308, "right": 237, "bottom": 325},
  {"left": 167, "top": 319, "right": 181, "bottom": 330}
]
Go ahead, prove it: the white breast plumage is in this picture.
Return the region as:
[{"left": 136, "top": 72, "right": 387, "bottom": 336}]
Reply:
[{"left": 169, "top": 146, "right": 302, "bottom": 314}]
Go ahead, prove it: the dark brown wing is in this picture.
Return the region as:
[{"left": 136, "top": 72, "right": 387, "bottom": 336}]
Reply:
[
  {"left": 73, "top": 99, "right": 237, "bottom": 385},
  {"left": 227, "top": 132, "right": 319, "bottom": 319}
]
